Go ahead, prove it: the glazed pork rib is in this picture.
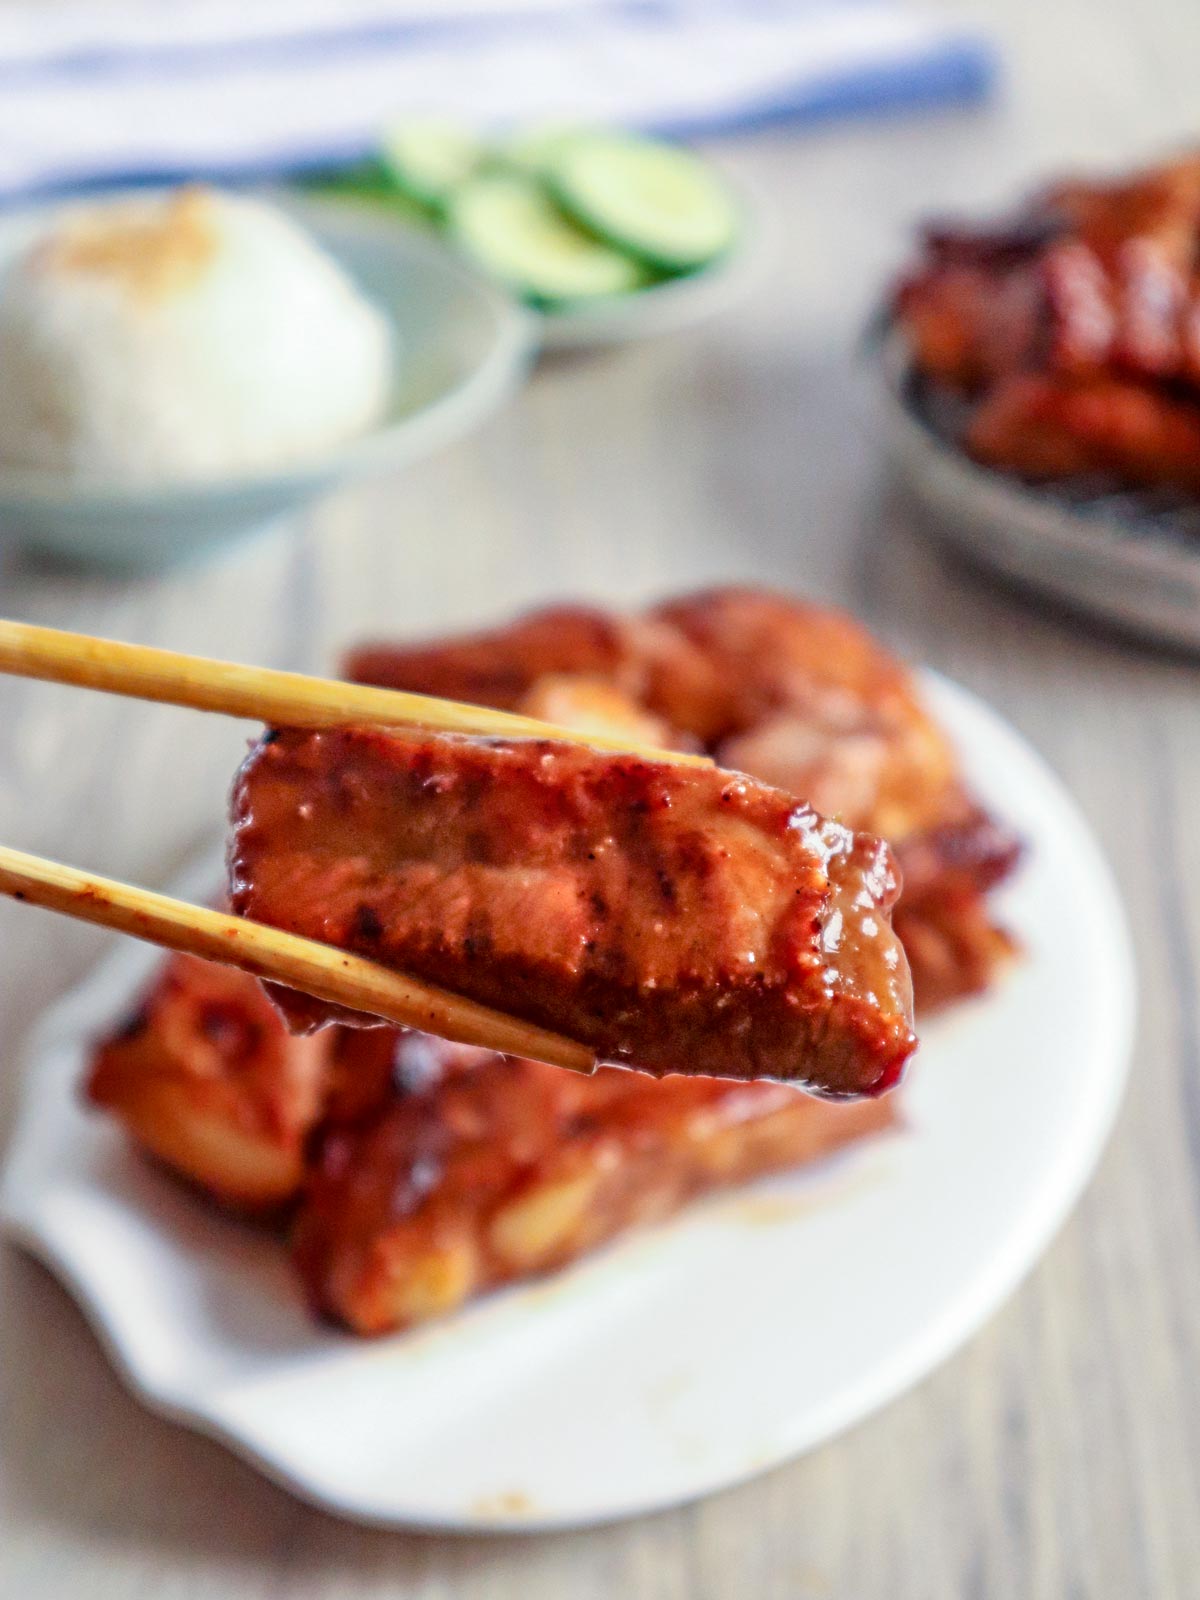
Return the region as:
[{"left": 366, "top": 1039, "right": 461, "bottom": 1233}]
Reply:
[
  {"left": 965, "top": 371, "right": 1200, "bottom": 491},
  {"left": 83, "top": 587, "right": 1015, "bottom": 1337},
  {"left": 296, "top": 1030, "right": 899, "bottom": 1336},
  {"left": 229, "top": 728, "right": 916, "bottom": 1097},
  {"left": 892, "top": 150, "right": 1200, "bottom": 492},
  {"left": 344, "top": 589, "right": 1020, "bottom": 1011},
  {"left": 85, "top": 950, "right": 898, "bottom": 1333},
  {"left": 892, "top": 154, "right": 1200, "bottom": 396},
  {"left": 87, "top": 951, "right": 331, "bottom": 1209}
]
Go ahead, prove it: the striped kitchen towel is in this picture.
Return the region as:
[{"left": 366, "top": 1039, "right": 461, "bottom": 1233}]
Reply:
[{"left": 0, "top": 0, "right": 995, "bottom": 201}]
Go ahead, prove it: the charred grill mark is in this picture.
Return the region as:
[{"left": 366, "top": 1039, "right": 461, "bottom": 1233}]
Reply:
[
  {"left": 463, "top": 919, "right": 494, "bottom": 965},
  {"left": 198, "top": 1001, "right": 259, "bottom": 1054},
  {"left": 353, "top": 903, "right": 384, "bottom": 943},
  {"left": 110, "top": 1005, "right": 150, "bottom": 1044},
  {"left": 465, "top": 828, "right": 493, "bottom": 864},
  {"left": 921, "top": 209, "right": 1069, "bottom": 269}
]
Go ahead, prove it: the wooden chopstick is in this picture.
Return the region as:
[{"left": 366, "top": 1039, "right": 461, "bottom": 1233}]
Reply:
[
  {"left": 0, "top": 844, "right": 595, "bottom": 1075},
  {"left": 0, "top": 621, "right": 699, "bottom": 1071},
  {"left": 0, "top": 620, "right": 711, "bottom": 768}
]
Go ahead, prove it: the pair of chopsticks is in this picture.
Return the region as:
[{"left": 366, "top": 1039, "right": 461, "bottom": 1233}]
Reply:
[{"left": 0, "top": 619, "right": 711, "bottom": 1075}]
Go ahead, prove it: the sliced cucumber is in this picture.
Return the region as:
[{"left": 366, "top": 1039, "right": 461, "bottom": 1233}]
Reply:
[
  {"left": 446, "top": 172, "right": 649, "bottom": 305},
  {"left": 382, "top": 119, "right": 485, "bottom": 209},
  {"left": 502, "top": 123, "right": 588, "bottom": 176},
  {"left": 299, "top": 159, "right": 433, "bottom": 227},
  {"left": 301, "top": 157, "right": 399, "bottom": 204},
  {"left": 547, "top": 132, "right": 739, "bottom": 273}
]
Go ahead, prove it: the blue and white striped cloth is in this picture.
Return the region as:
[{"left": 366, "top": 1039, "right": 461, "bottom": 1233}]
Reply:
[{"left": 0, "top": 0, "right": 995, "bottom": 202}]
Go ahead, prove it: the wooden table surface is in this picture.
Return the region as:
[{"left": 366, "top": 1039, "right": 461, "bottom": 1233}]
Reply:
[{"left": 2, "top": 3, "right": 1199, "bottom": 1595}]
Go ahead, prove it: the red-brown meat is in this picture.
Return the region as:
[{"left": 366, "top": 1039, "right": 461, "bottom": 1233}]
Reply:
[
  {"left": 85, "top": 949, "right": 900, "bottom": 1333},
  {"left": 229, "top": 728, "right": 916, "bottom": 1097},
  {"left": 343, "top": 604, "right": 726, "bottom": 736},
  {"left": 892, "top": 148, "right": 1200, "bottom": 492},
  {"left": 967, "top": 371, "right": 1200, "bottom": 491},
  {"left": 344, "top": 591, "right": 1020, "bottom": 1011},
  {"left": 894, "top": 154, "right": 1200, "bottom": 389},
  {"left": 87, "top": 952, "right": 331, "bottom": 1209},
  {"left": 294, "top": 1031, "right": 899, "bottom": 1335}
]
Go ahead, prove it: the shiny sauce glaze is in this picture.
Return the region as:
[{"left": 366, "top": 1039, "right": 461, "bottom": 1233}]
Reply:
[
  {"left": 229, "top": 728, "right": 916, "bottom": 1097},
  {"left": 297, "top": 1031, "right": 900, "bottom": 1334}
]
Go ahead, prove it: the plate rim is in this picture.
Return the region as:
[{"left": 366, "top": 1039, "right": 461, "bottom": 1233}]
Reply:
[
  {"left": 0, "top": 671, "right": 1137, "bottom": 1531},
  {"left": 867, "top": 326, "right": 1200, "bottom": 651}
]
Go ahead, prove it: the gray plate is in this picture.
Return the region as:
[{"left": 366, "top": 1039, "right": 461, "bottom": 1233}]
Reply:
[{"left": 870, "top": 326, "right": 1200, "bottom": 651}]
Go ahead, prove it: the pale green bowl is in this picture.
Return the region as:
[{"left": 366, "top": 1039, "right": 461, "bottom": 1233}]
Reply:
[{"left": 0, "top": 193, "right": 534, "bottom": 572}]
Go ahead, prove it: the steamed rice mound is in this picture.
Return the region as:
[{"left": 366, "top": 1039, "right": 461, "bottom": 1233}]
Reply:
[{"left": 0, "top": 186, "right": 393, "bottom": 483}]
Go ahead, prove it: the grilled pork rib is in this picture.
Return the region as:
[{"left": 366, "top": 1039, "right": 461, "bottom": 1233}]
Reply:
[
  {"left": 344, "top": 589, "right": 1020, "bottom": 1010},
  {"left": 87, "top": 587, "right": 1017, "bottom": 1334},
  {"left": 892, "top": 150, "right": 1200, "bottom": 492},
  {"left": 229, "top": 729, "right": 916, "bottom": 1097},
  {"left": 88, "top": 959, "right": 898, "bottom": 1332},
  {"left": 296, "top": 1030, "right": 899, "bottom": 1336},
  {"left": 87, "top": 952, "right": 330, "bottom": 1209}
]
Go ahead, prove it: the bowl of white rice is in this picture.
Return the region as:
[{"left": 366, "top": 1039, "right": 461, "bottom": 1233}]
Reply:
[{"left": 0, "top": 186, "right": 532, "bottom": 570}]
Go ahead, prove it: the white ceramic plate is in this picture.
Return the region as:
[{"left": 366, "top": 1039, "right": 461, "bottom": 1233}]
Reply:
[
  {"left": 0, "top": 674, "right": 1134, "bottom": 1531},
  {"left": 0, "top": 194, "right": 533, "bottom": 571},
  {"left": 871, "top": 326, "right": 1200, "bottom": 651}
]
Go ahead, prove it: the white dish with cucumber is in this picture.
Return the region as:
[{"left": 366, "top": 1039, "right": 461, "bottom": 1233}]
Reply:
[{"left": 305, "top": 124, "right": 762, "bottom": 351}]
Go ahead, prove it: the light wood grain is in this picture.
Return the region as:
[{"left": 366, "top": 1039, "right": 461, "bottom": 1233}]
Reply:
[{"left": 2, "top": 1, "right": 1200, "bottom": 1596}]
